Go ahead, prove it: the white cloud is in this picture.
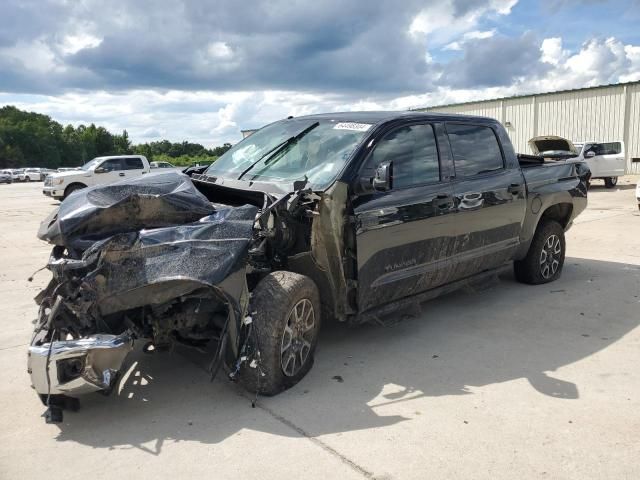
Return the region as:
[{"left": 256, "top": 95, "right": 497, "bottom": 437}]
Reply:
[
  {"left": 409, "top": 0, "right": 515, "bottom": 45},
  {"left": 59, "top": 33, "right": 102, "bottom": 55},
  {"left": 540, "top": 37, "right": 566, "bottom": 65},
  {"left": 1, "top": 39, "right": 59, "bottom": 73},
  {"left": 535, "top": 37, "right": 638, "bottom": 91},
  {"left": 207, "top": 41, "right": 233, "bottom": 59},
  {"left": 444, "top": 29, "right": 496, "bottom": 50}
]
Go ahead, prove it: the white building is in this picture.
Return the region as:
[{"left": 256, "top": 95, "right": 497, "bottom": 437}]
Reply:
[{"left": 416, "top": 81, "right": 640, "bottom": 174}]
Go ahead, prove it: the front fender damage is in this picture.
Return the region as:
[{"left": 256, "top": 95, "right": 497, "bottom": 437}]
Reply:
[{"left": 29, "top": 172, "right": 258, "bottom": 422}]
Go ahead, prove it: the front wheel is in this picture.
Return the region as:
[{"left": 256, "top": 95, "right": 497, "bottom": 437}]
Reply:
[
  {"left": 239, "top": 271, "right": 321, "bottom": 396},
  {"left": 604, "top": 177, "right": 618, "bottom": 188},
  {"left": 514, "top": 220, "right": 566, "bottom": 284},
  {"left": 63, "top": 183, "right": 86, "bottom": 199}
]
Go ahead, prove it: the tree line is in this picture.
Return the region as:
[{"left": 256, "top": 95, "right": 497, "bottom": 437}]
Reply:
[{"left": 0, "top": 105, "right": 232, "bottom": 169}]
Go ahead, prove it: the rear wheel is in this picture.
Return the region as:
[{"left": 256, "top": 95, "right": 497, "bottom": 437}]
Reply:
[
  {"left": 604, "top": 177, "right": 618, "bottom": 188},
  {"left": 514, "top": 220, "right": 566, "bottom": 284},
  {"left": 239, "top": 271, "right": 321, "bottom": 396}
]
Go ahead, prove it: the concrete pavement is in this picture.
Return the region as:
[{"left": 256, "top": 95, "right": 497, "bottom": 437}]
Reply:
[{"left": 0, "top": 177, "right": 638, "bottom": 479}]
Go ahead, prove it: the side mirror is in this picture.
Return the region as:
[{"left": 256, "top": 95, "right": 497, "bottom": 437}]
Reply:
[
  {"left": 585, "top": 151, "right": 596, "bottom": 158},
  {"left": 372, "top": 162, "right": 392, "bottom": 192},
  {"left": 95, "top": 167, "right": 107, "bottom": 173}
]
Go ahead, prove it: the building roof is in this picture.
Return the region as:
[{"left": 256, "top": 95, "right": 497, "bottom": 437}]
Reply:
[{"left": 413, "top": 80, "right": 640, "bottom": 111}]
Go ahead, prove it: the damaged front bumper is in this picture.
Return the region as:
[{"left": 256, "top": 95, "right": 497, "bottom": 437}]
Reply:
[
  {"left": 28, "top": 333, "right": 133, "bottom": 397},
  {"left": 29, "top": 173, "right": 261, "bottom": 422}
]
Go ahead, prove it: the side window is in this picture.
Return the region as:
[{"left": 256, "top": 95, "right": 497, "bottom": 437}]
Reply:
[
  {"left": 446, "top": 124, "right": 503, "bottom": 177},
  {"left": 99, "top": 159, "right": 123, "bottom": 172},
  {"left": 124, "top": 157, "right": 144, "bottom": 170},
  {"left": 368, "top": 124, "right": 440, "bottom": 189},
  {"left": 602, "top": 142, "right": 621, "bottom": 155}
]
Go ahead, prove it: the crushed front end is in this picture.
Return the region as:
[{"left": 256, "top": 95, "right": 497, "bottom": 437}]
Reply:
[{"left": 29, "top": 172, "right": 259, "bottom": 422}]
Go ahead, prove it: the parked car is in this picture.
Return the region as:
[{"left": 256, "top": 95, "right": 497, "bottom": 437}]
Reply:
[
  {"left": 2, "top": 169, "right": 26, "bottom": 182},
  {"left": 42, "top": 155, "right": 151, "bottom": 200},
  {"left": 529, "top": 136, "right": 624, "bottom": 188},
  {"left": 24, "top": 168, "right": 45, "bottom": 181},
  {"left": 29, "top": 112, "right": 589, "bottom": 422},
  {"left": 0, "top": 171, "right": 12, "bottom": 184},
  {"left": 573, "top": 141, "right": 625, "bottom": 188},
  {"left": 150, "top": 161, "right": 176, "bottom": 169},
  {"left": 150, "top": 160, "right": 184, "bottom": 174}
]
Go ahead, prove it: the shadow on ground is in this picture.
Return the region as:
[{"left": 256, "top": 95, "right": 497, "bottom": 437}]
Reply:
[
  {"left": 588, "top": 183, "right": 636, "bottom": 191},
  {"left": 53, "top": 257, "right": 640, "bottom": 453}
]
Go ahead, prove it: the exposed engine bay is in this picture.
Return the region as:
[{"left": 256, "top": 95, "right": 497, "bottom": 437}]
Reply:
[{"left": 28, "top": 171, "right": 350, "bottom": 422}]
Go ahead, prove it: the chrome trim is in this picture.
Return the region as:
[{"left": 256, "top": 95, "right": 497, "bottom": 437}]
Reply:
[{"left": 28, "top": 333, "right": 133, "bottom": 396}]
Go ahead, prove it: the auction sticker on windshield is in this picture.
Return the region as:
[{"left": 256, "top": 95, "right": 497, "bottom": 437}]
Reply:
[{"left": 333, "top": 122, "right": 372, "bottom": 132}]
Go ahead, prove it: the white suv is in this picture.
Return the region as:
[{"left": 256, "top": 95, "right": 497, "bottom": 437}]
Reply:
[
  {"left": 43, "top": 155, "right": 151, "bottom": 200},
  {"left": 573, "top": 141, "right": 625, "bottom": 188}
]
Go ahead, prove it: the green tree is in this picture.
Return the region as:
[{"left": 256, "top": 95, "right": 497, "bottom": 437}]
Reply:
[{"left": 0, "top": 105, "right": 233, "bottom": 169}]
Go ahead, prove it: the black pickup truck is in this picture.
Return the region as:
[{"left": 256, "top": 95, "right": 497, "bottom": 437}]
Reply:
[{"left": 29, "top": 112, "right": 589, "bottom": 422}]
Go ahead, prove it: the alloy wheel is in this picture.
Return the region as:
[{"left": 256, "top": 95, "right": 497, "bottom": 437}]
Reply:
[
  {"left": 539, "top": 234, "right": 562, "bottom": 279},
  {"left": 280, "top": 298, "right": 315, "bottom": 377}
]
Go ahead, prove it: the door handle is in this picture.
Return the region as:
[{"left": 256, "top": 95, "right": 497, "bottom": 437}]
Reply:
[
  {"left": 119, "top": 172, "right": 125, "bottom": 176},
  {"left": 508, "top": 183, "right": 522, "bottom": 194}
]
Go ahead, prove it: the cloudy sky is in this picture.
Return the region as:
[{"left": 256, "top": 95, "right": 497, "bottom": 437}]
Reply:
[{"left": 1, "top": 0, "right": 639, "bottom": 146}]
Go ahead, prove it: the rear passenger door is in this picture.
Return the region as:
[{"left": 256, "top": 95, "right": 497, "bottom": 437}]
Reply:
[
  {"left": 122, "top": 157, "right": 147, "bottom": 178},
  {"left": 353, "top": 122, "right": 458, "bottom": 311},
  {"left": 445, "top": 123, "right": 526, "bottom": 280}
]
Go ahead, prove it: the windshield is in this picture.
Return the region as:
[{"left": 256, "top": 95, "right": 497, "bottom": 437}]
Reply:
[
  {"left": 205, "top": 118, "right": 372, "bottom": 189},
  {"left": 81, "top": 157, "right": 103, "bottom": 171}
]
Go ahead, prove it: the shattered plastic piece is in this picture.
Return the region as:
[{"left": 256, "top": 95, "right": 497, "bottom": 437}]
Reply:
[
  {"left": 243, "top": 316, "right": 253, "bottom": 325},
  {"left": 249, "top": 359, "right": 258, "bottom": 368}
]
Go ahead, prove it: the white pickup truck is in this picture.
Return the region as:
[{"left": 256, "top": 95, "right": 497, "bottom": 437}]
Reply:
[
  {"left": 529, "top": 136, "right": 625, "bottom": 188},
  {"left": 43, "top": 155, "right": 151, "bottom": 200}
]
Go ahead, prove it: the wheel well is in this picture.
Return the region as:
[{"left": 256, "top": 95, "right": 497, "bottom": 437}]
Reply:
[
  {"left": 539, "top": 203, "right": 573, "bottom": 229},
  {"left": 64, "top": 182, "right": 87, "bottom": 195}
]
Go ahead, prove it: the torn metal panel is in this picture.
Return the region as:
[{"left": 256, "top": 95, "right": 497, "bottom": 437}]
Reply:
[
  {"left": 309, "top": 181, "right": 354, "bottom": 321},
  {"left": 31, "top": 172, "right": 259, "bottom": 402},
  {"left": 38, "top": 172, "right": 216, "bottom": 252}
]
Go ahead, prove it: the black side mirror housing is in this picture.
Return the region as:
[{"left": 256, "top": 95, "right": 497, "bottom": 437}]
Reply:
[{"left": 372, "top": 162, "right": 392, "bottom": 191}]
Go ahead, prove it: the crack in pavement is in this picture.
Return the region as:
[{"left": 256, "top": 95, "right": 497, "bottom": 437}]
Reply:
[{"left": 180, "top": 349, "right": 375, "bottom": 479}]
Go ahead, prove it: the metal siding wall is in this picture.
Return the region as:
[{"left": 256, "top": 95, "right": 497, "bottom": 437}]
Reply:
[
  {"left": 503, "top": 98, "right": 535, "bottom": 154},
  {"left": 423, "top": 83, "right": 639, "bottom": 172},
  {"left": 537, "top": 86, "right": 625, "bottom": 146},
  {"left": 627, "top": 84, "right": 640, "bottom": 174}
]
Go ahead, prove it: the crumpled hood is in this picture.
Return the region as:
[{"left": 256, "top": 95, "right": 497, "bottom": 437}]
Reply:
[
  {"left": 37, "top": 171, "right": 259, "bottom": 314},
  {"left": 529, "top": 136, "right": 578, "bottom": 156},
  {"left": 38, "top": 171, "right": 217, "bottom": 252}
]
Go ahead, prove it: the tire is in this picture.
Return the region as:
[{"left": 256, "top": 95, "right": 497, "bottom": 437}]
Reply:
[
  {"left": 239, "top": 271, "right": 321, "bottom": 396},
  {"left": 514, "top": 220, "right": 566, "bottom": 285},
  {"left": 604, "top": 177, "right": 618, "bottom": 188},
  {"left": 63, "top": 183, "right": 86, "bottom": 199}
]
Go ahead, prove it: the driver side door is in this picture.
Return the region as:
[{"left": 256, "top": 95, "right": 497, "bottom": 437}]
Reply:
[
  {"left": 352, "top": 122, "right": 457, "bottom": 312},
  {"left": 95, "top": 158, "right": 125, "bottom": 185}
]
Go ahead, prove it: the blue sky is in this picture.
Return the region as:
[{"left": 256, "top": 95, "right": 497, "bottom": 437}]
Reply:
[{"left": 0, "top": 0, "right": 638, "bottom": 146}]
